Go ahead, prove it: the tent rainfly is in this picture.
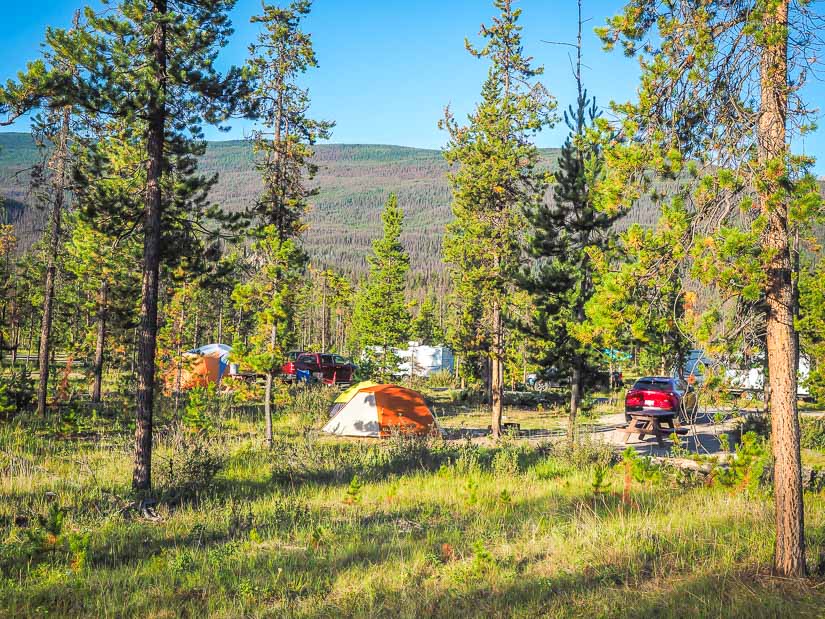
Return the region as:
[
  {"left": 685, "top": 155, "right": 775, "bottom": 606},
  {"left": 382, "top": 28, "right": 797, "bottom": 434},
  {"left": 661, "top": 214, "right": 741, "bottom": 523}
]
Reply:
[
  {"left": 322, "top": 384, "right": 439, "bottom": 438},
  {"left": 328, "top": 380, "right": 378, "bottom": 418},
  {"left": 167, "top": 343, "right": 232, "bottom": 392}
]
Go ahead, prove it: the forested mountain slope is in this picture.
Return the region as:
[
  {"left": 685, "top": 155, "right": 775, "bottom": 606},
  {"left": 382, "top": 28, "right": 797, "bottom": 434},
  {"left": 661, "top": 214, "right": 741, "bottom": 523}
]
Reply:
[{"left": 5, "top": 132, "right": 812, "bottom": 282}]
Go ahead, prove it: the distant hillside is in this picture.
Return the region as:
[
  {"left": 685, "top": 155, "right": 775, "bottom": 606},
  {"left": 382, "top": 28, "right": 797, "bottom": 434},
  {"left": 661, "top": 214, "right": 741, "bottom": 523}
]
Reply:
[
  {"left": 0, "top": 132, "right": 758, "bottom": 282},
  {"left": 0, "top": 134, "right": 473, "bottom": 281}
]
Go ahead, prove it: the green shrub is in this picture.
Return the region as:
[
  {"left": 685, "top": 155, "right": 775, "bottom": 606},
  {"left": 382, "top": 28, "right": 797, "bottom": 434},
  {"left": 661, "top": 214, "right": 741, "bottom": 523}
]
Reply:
[
  {"left": 552, "top": 434, "right": 617, "bottom": 471},
  {"left": 182, "top": 385, "right": 215, "bottom": 433},
  {"left": 0, "top": 367, "right": 34, "bottom": 415},
  {"left": 427, "top": 369, "right": 455, "bottom": 389},
  {"left": 801, "top": 417, "right": 825, "bottom": 451},
  {"left": 531, "top": 457, "right": 572, "bottom": 481},
  {"left": 157, "top": 433, "right": 226, "bottom": 501},
  {"left": 715, "top": 431, "right": 769, "bottom": 492},
  {"left": 740, "top": 413, "right": 770, "bottom": 440}
]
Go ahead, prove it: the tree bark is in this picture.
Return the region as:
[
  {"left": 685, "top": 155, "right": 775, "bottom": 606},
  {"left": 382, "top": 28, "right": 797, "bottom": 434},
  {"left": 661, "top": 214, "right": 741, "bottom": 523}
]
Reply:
[
  {"left": 569, "top": 356, "right": 582, "bottom": 445},
  {"left": 759, "top": 0, "right": 804, "bottom": 578},
  {"left": 264, "top": 323, "right": 277, "bottom": 447},
  {"left": 91, "top": 281, "right": 108, "bottom": 403},
  {"left": 321, "top": 274, "right": 327, "bottom": 353},
  {"left": 173, "top": 288, "right": 186, "bottom": 419},
  {"left": 25, "top": 318, "right": 35, "bottom": 370},
  {"left": 36, "top": 105, "right": 71, "bottom": 416},
  {"left": 490, "top": 303, "right": 503, "bottom": 439},
  {"left": 133, "top": 0, "right": 167, "bottom": 492},
  {"left": 35, "top": 11, "right": 81, "bottom": 411}
]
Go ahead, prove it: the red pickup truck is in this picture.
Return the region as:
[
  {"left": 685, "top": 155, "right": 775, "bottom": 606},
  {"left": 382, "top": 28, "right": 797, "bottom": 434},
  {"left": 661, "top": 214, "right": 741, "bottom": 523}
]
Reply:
[{"left": 281, "top": 352, "right": 356, "bottom": 385}]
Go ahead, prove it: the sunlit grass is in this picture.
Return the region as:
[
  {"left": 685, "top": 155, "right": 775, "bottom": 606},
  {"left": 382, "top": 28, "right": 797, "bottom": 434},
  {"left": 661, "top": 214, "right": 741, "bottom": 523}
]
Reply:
[{"left": 1, "top": 411, "right": 825, "bottom": 618}]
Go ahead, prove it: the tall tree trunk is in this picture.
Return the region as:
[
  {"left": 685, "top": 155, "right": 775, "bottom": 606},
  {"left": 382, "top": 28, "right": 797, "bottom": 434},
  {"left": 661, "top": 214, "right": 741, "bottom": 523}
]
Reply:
[
  {"left": 490, "top": 303, "right": 503, "bottom": 439},
  {"left": 25, "top": 318, "right": 35, "bottom": 370},
  {"left": 11, "top": 319, "right": 19, "bottom": 366},
  {"left": 759, "top": 0, "right": 804, "bottom": 578},
  {"left": 217, "top": 299, "right": 224, "bottom": 343},
  {"left": 36, "top": 105, "right": 71, "bottom": 416},
  {"left": 133, "top": 0, "right": 166, "bottom": 492},
  {"left": 192, "top": 303, "right": 200, "bottom": 349},
  {"left": 264, "top": 323, "right": 276, "bottom": 447},
  {"left": 91, "top": 281, "right": 108, "bottom": 403},
  {"left": 321, "top": 275, "right": 327, "bottom": 353},
  {"left": 569, "top": 356, "right": 582, "bottom": 445},
  {"left": 173, "top": 289, "right": 186, "bottom": 419}
]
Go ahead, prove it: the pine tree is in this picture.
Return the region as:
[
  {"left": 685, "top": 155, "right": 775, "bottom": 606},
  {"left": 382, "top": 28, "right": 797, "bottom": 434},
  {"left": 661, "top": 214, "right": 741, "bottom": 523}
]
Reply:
[
  {"left": 63, "top": 213, "right": 141, "bottom": 403},
  {"left": 245, "top": 0, "right": 333, "bottom": 239},
  {"left": 236, "top": 0, "right": 331, "bottom": 445},
  {"left": 441, "top": 0, "right": 555, "bottom": 438},
  {"left": 1, "top": 0, "right": 245, "bottom": 490},
  {"left": 412, "top": 294, "right": 444, "bottom": 346},
  {"left": 0, "top": 225, "right": 17, "bottom": 363},
  {"left": 352, "top": 194, "right": 410, "bottom": 381},
  {"left": 18, "top": 11, "right": 84, "bottom": 416},
  {"left": 520, "top": 1, "right": 616, "bottom": 440},
  {"left": 798, "top": 259, "right": 825, "bottom": 403},
  {"left": 597, "top": 0, "right": 823, "bottom": 576},
  {"left": 232, "top": 226, "right": 306, "bottom": 445}
]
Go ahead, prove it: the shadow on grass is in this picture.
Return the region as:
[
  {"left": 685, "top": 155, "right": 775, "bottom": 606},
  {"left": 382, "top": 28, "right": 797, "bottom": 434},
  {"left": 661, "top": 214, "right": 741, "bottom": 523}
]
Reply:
[{"left": 7, "top": 484, "right": 825, "bottom": 618}]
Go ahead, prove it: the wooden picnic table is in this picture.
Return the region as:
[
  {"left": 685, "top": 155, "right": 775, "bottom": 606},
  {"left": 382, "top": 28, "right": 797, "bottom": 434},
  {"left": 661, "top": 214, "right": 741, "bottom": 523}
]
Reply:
[{"left": 616, "top": 411, "right": 688, "bottom": 447}]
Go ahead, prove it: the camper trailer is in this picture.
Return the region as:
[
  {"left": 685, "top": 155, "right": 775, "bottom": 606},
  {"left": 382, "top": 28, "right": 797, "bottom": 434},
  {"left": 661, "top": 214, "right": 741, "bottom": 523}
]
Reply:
[
  {"left": 395, "top": 342, "right": 454, "bottom": 378},
  {"left": 677, "top": 349, "right": 810, "bottom": 399}
]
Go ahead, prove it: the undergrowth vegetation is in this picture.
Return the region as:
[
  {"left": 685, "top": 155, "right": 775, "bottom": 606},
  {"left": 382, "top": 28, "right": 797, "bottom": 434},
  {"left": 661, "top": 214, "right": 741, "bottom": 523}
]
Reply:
[{"left": 1, "top": 401, "right": 825, "bottom": 618}]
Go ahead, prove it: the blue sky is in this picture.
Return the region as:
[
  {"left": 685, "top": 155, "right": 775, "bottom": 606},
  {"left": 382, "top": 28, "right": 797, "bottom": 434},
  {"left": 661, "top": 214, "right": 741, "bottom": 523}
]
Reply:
[{"left": 2, "top": 0, "right": 825, "bottom": 174}]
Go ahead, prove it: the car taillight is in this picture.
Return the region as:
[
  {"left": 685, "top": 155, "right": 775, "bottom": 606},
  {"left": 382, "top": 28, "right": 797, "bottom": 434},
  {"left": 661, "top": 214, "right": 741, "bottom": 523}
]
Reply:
[{"left": 625, "top": 390, "right": 642, "bottom": 406}]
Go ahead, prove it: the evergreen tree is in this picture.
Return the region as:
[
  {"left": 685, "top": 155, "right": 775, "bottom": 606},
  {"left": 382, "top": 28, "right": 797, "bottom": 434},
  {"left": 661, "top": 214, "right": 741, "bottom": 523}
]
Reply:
[
  {"left": 597, "top": 0, "right": 823, "bottom": 576},
  {"left": 245, "top": 0, "right": 333, "bottom": 238},
  {"left": 232, "top": 227, "right": 306, "bottom": 446},
  {"left": 17, "top": 12, "right": 84, "bottom": 415},
  {"left": 352, "top": 194, "right": 411, "bottom": 380},
  {"left": 0, "top": 224, "right": 16, "bottom": 362},
  {"left": 236, "top": 0, "right": 330, "bottom": 445},
  {"left": 441, "top": 0, "right": 555, "bottom": 438},
  {"left": 63, "top": 213, "right": 141, "bottom": 402},
  {"left": 798, "top": 260, "right": 825, "bottom": 403},
  {"left": 0, "top": 0, "right": 245, "bottom": 490},
  {"left": 520, "top": 1, "right": 616, "bottom": 439},
  {"left": 412, "top": 294, "right": 444, "bottom": 346}
]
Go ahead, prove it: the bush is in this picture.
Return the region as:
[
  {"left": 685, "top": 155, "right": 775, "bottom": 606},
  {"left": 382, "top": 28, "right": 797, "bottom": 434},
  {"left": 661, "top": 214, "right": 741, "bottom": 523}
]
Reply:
[
  {"left": 0, "top": 367, "right": 34, "bottom": 416},
  {"left": 714, "top": 431, "right": 770, "bottom": 492},
  {"left": 531, "top": 457, "right": 572, "bottom": 481},
  {"left": 552, "top": 434, "right": 618, "bottom": 471},
  {"left": 156, "top": 432, "right": 226, "bottom": 501},
  {"left": 182, "top": 385, "right": 215, "bottom": 433},
  {"left": 801, "top": 417, "right": 825, "bottom": 451},
  {"left": 739, "top": 413, "right": 770, "bottom": 440},
  {"left": 427, "top": 370, "right": 455, "bottom": 389}
]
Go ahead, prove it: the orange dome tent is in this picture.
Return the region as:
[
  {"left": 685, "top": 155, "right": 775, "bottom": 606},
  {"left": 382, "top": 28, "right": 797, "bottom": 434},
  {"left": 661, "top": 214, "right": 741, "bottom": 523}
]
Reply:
[
  {"left": 165, "top": 344, "right": 232, "bottom": 392},
  {"left": 322, "top": 384, "right": 439, "bottom": 438}
]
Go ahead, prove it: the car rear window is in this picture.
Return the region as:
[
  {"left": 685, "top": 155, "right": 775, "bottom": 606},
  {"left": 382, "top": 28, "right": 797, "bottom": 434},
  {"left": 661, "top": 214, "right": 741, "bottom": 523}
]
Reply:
[
  {"left": 632, "top": 379, "right": 672, "bottom": 392},
  {"left": 298, "top": 355, "right": 316, "bottom": 364}
]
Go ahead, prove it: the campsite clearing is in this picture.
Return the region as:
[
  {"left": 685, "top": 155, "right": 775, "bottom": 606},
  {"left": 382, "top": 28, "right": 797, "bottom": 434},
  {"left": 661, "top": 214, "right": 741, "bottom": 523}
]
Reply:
[{"left": 2, "top": 396, "right": 825, "bottom": 618}]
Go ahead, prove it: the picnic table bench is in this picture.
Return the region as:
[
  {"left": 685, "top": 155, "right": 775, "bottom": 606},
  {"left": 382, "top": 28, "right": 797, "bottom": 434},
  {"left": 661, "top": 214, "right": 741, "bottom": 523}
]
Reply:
[{"left": 616, "top": 411, "right": 688, "bottom": 447}]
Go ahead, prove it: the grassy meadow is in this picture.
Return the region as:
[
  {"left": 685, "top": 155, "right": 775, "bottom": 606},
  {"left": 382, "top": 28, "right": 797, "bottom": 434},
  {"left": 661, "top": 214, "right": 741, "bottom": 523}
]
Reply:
[{"left": 2, "top": 387, "right": 825, "bottom": 618}]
